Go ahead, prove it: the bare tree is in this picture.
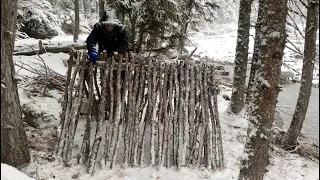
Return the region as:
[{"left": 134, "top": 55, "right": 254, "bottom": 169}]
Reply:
[
  {"left": 229, "top": 0, "right": 253, "bottom": 114},
  {"left": 1, "top": 0, "right": 30, "bottom": 167},
  {"left": 282, "top": 0, "right": 319, "bottom": 149},
  {"left": 74, "top": 0, "right": 80, "bottom": 42},
  {"left": 238, "top": 0, "right": 288, "bottom": 179}
]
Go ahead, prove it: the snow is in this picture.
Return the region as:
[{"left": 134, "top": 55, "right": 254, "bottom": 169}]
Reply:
[
  {"left": 1, "top": 164, "right": 35, "bottom": 180},
  {"left": 10, "top": 20, "right": 319, "bottom": 180},
  {"left": 15, "top": 34, "right": 88, "bottom": 52},
  {"left": 261, "top": 38, "right": 267, "bottom": 46},
  {"left": 16, "top": 60, "right": 318, "bottom": 179},
  {"left": 14, "top": 52, "right": 69, "bottom": 76},
  {"left": 19, "top": 88, "right": 63, "bottom": 121},
  {"left": 266, "top": 147, "right": 319, "bottom": 180},
  {"left": 268, "top": 31, "right": 281, "bottom": 38}
]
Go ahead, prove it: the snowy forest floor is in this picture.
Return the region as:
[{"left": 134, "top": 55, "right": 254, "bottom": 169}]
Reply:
[
  {"left": 4, "top": 26, "right": 319, "bottom": 179},
  {"left": 11, "top": 54, "right": 318, "bottom": 179},
  {"left": 17, "top": 74, "right": 319, "bottom": 180}
]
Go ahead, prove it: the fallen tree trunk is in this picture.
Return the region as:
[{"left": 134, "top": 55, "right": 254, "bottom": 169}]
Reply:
[{"left": 14, "top": 44, "right": 86, "bottom": 56}]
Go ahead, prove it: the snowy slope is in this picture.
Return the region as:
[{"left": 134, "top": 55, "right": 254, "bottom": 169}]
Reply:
[
  {"left": 12, "top": 52, "right": 318, "bottom": 179},
  {"left": 1, "top": 164, "right": 35, "bottom": 180},
  {"left": 17, "top": 80, "right": 318, "bottom": 180}
]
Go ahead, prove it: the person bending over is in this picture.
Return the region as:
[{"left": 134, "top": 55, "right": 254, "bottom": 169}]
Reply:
[{"left": 86, "top": 11, "right": 129, "bottom": 62}]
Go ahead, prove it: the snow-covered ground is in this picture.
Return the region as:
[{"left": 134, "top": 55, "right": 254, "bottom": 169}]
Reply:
[
  {"left": 1, "top": 164, "right": 35, "bottom": 180},
  {"left": 3, "top": 57, "right": 317, "bottom": 180},
  {"left": 186, "top": 24, "right": 319, "bottom": 142},
  {"left": 3, "top": 24, "right": 318, "bottom": 180},
  {"left": 187, "top": 24, "right": 319, "bottom": 86},
  {"left": 12, "top": 73, "right": 320, "bottom": 179}
]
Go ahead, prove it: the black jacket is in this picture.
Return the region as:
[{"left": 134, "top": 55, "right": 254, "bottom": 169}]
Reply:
[{"left": 86, "top": 22, "right": 129, "bottom": 56}]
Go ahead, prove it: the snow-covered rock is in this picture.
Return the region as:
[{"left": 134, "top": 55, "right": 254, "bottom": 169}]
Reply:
[{"left": 17, "top": 0, "right": 65, "bottom": 39}]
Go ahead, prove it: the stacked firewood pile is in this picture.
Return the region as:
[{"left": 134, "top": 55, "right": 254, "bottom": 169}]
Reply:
[{"left": 56, "top": 50, "right": 224, "bottom": 174}]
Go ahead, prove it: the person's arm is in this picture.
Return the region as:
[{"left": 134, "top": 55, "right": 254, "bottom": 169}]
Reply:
[
  {"left": 117, "top": 28, "right": 129, "bottom": 54},
  {"left": 86, "top": 23, "right": 100, "bottom": 52}
]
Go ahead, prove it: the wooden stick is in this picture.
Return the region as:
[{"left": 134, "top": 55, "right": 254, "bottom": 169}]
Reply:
[
  {"left": 187, "top": 63, "right": 196, "bottom": 166},
  {"left": 56, "top": 50, "right": 74, "bottom": 154},
  {"left": 196, "top": 64, "right": 206, "bottom": 168},
  {"left": 212, "top": 81, "right": 224, "bottom": 169},
  {"left": 159, "top": 63, "right": 169, "bottom": 167},
  {"left": 60, "top": 51, "right": 81, "bottom": 158},
  {"left": 209, "top": 65, "right": 217, "bottom": 170},
  {"left": 177, "top": 61, "right": 184, "bottom": 169},
  {"left": 66, "top": 52, "right": 86, "bottom": 161},
  {"left": 133, "top": 64, "right": 146, "bottom": 166},
  {"left": 103, "top": 54, "right": 114, "bottom": 167},
  {"left": 191, "top": 64, "right": 201, "bottom": 166},
  {"left": 173, "top": 62, "right": 179, "bottom": 166},
  {"left": 80, "top": 63, "right": 94, "bottom": 164},
  {"left": 123, "top": 54, "right": 132, "bottom": 168},
  {"left": 139, "top": 60, "right": 152, "bottom": 166},
  {"left": 150, "top": 60, "right": 160, "bottom": 166},
  {"left": 166, "top": 63, "right": 174, "bottom": 168},
  {"left": 157, "top": 62, "right": 165, "bottom": 167},
  {"left": 110, "top": 54, "right": 124, "bottom": 169},
  {"left": 87, "top": 55, "right": 109, "bottom": 174},
  {"left": 203, "top": 64, "right": 212, "bottom": 169},
  {"left": 182, "top": 60, "right": 190, "bottom": 167},
  {"left": 129, "top": 58, "right": 140, "bottom": 166},
  {"left": 93, "top": 68, "right": 101, "bottom": 101}
]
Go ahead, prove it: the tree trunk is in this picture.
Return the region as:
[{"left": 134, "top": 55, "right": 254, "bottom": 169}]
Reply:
[
  {"left": 79, "top": 0, "right": 84, "bottom": 13},
  {"left": 137, "top": 24, "right": 146, "bottom": 53},
  {"left": 229, "top": 0, "right": 253, "bottom": 114},
  {"left": 1, "top": 0, "right": 31, "bottom": 167},
  {"left": 238, "top": 0, "right": 288, "bottom": 179},
  {"left": 96, "top": 0, "right": 99, "bottom": 15},
  {"left": 178, "top": 22, "right": 189, "bottom": 56},
  {"left": 99, "top": 0, "right": 105, "bottom": 20},
  {"left": 246, "top": 0, "right": 266, "bottom": 104},
  {"left": 282, "top": 0, "right": 319, "bottom": 149},
  {"left": 83, "top": 0, "right": 91, "bottom": 14},
  {"left": 74, "top": 0, "right": 80, "bottom": 42}
]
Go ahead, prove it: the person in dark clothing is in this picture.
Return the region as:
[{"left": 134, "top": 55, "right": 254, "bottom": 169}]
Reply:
[
  {"left": 86, "top": 11, "right": 129, "bottom": 62},
  {"left": 86, "top": 11, "right": 128, "bottom": 118}
]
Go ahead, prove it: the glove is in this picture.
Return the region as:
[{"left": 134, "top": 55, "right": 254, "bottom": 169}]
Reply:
[{"left": 88, "top": 51, "right": 99, "bottom": 62}]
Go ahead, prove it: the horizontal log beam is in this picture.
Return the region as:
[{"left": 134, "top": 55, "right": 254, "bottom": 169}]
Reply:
[{"left": 14, "top": 45, "right": 86, "bottom": 56}]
